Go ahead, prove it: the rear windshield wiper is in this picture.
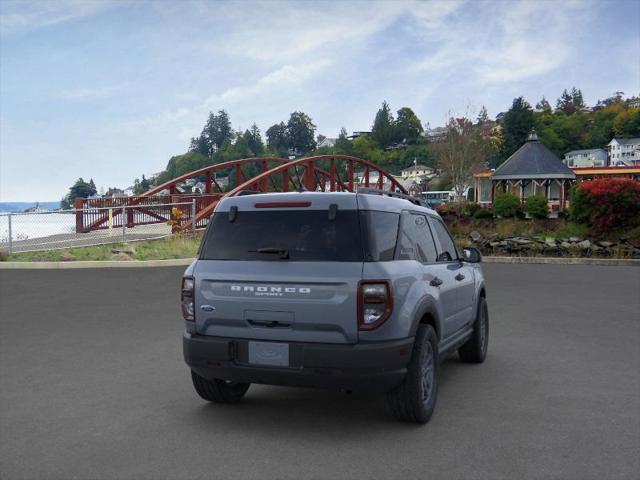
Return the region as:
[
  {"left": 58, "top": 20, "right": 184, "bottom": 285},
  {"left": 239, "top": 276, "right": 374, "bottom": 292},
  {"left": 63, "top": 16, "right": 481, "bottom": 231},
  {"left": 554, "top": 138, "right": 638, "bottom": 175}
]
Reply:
[{"left": 248, "top": 247, "right": 290, "bottom": 259}]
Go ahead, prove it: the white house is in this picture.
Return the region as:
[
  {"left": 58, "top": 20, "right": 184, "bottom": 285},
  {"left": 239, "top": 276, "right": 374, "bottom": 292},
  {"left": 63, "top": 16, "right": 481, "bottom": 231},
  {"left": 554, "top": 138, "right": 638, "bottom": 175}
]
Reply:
[
  {"left": 608, "top": 138, "right": 640, "bottom": 166},
  {"left": 401, "top": 163, "right": 435, "bottom": 180},
  {"left": 563, "top": 148, "right": 608, "bottom": 168},
  {"left": 317, "top": 137, "right": 337, "bottom": 148}
]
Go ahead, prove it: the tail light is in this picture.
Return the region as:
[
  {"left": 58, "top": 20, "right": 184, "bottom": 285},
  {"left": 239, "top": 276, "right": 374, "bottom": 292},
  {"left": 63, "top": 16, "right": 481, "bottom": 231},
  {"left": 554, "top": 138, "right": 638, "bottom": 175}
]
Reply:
[
  {"left": 358, "top": 281, "right": 393, "bottom": 330},
  {"left": 181, "top": 276, "right": 195, "bottom": 321}
]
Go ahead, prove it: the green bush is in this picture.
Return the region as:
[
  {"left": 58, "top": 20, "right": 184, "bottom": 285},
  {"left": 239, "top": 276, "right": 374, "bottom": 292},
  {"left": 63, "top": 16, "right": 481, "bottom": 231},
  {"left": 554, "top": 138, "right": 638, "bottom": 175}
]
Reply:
[
  {"left": 473, "top": 208, "right": 493, "bottom": 219},
  {"left": 461, "top": 202, "right": 481, "bottom": 217},
  {"left": 524, "top": 195, "right": 549, "bottom": 219},
  {"left": 493, "top": 193, "right": 521, "bottom": 218}
]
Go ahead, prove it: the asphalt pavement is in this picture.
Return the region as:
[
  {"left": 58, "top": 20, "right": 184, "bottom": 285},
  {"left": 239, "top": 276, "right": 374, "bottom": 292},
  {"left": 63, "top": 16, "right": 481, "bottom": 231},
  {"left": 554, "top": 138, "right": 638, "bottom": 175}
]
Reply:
[{"left": 0, "top": 264, "right": 639, "bottom": 480}]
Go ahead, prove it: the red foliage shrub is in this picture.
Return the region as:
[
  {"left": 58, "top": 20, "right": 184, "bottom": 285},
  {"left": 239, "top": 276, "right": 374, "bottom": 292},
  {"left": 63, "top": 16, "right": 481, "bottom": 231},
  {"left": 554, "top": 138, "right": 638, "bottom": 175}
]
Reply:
[{"left": 570, "top": 178, "right": 640, "bottom": 233}]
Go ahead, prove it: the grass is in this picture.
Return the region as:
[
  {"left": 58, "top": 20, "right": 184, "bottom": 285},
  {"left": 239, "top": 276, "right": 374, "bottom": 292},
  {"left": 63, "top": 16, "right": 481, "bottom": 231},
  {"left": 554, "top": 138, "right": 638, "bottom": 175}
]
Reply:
[{"left": 3, "top": 234, "right": 202, "bottom": 262}]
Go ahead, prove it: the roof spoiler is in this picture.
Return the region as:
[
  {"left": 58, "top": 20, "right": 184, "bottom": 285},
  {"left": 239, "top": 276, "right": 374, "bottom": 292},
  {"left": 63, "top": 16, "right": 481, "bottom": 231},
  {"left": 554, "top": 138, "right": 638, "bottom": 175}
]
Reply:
[{"left": 357, "top": 188, "right": 428, "bottom": 207}]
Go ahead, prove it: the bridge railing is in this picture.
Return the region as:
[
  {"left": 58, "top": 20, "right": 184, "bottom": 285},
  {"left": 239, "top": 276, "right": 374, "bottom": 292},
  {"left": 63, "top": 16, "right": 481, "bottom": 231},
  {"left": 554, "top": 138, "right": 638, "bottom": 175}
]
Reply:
[{"left": 74, "top": 194, "right": 221, "bottom": 233}]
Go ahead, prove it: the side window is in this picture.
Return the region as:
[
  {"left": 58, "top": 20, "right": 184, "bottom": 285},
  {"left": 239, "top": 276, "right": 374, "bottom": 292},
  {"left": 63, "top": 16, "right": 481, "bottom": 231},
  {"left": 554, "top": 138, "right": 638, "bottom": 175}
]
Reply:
[
  {"left": 397, "top": 212, "right": 438, "bottom": 263},
  {"left": 429, "top": 217, "right": 458, "bottom": 262}
]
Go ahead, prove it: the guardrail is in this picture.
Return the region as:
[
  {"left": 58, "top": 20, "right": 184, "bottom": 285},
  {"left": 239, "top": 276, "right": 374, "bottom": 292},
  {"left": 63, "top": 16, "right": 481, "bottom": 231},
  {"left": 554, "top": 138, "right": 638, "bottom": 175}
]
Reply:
[{"left": 0, "top": 201, "right": 197, "bottom": 254}]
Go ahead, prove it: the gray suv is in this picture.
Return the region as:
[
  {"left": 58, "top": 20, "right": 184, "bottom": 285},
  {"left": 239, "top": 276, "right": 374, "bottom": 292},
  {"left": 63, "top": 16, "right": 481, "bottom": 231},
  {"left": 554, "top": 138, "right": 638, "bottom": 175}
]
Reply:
[{"left": 182, "top": 190, "right": 488, "bottom": 423}]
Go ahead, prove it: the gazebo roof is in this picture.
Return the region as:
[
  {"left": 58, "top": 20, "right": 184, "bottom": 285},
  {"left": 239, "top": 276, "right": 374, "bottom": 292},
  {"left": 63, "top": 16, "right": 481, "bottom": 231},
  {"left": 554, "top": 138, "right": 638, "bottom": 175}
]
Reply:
[{"left": 493, "top": 131, "right": 576, "bottom": 180}]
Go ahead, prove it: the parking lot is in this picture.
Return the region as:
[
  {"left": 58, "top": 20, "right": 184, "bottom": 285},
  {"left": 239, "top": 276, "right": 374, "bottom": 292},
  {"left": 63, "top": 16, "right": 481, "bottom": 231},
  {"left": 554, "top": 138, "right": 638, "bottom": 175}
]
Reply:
[{"left": 1, "top": 264, "right": 638, "bottom": 479}]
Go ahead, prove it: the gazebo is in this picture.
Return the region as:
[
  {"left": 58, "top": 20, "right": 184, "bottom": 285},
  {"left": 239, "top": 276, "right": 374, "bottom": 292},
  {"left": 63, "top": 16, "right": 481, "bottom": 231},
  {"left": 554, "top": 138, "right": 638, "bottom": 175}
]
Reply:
[{"left": 474, "top": 131, "right": 576, "bottom": 216}]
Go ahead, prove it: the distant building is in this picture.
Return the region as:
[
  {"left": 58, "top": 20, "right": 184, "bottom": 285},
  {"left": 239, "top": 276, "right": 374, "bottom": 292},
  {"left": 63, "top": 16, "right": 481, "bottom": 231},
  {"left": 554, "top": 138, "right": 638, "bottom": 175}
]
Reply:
[
  {"left": 563, "top": 148, "right": 608, "bottom": 168},
  {"left": 317, "top": 137, "right": 337, "bottom": 148},
  {"left": 608, "top": 138, "right": 640, "bottom": 166},
  {"left": 424, "top": 126, "right": 447, "bottom": 143},
  {"left": 401, "top": 163, "right": 435, "bottom": 180},
  {"left": 347, "top": 131, "right": 371, "bottom": 140},
  {"left": 572, "top": 166, "right": 640, "bottom": 181}
]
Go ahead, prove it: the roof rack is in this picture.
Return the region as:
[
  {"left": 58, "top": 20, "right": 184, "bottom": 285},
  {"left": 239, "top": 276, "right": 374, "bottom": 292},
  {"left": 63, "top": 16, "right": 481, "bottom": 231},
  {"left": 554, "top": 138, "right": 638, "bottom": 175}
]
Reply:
[{"left": 357, "top": 188, "right": 428, "bottom": 207}]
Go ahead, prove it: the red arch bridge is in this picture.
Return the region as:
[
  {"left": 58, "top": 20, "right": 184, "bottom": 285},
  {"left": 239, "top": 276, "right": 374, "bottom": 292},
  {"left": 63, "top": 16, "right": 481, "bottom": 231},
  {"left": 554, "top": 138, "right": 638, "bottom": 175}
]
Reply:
[{"left": 74, "top": 155, "right": 408, "bottom": 234}]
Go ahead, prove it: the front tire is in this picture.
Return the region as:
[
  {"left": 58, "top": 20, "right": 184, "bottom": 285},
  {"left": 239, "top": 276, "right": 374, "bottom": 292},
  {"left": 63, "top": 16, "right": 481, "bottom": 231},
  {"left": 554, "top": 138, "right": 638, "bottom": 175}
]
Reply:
[
  {"left": 191, "top": 371, "right": 250, "bottom": 403},
  {"left": 387, "top": 324, "right": 438, "bottom": 424},
  {"left": 458, "top": 296, "right": 489, "bottom": 363}
]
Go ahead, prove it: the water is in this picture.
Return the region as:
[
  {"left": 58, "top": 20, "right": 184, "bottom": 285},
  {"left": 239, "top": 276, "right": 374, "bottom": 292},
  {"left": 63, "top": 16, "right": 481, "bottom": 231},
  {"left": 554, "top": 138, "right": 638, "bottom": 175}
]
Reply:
[{"left": 0, "top": 212, "right": 76, "bottom": 243}]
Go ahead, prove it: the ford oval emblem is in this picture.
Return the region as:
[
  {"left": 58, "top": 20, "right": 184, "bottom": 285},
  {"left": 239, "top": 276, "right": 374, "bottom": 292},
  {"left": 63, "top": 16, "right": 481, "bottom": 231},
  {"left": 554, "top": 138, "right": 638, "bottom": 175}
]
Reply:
[{"left": 200, "top": 305, "right": 215, "bottom": 312}]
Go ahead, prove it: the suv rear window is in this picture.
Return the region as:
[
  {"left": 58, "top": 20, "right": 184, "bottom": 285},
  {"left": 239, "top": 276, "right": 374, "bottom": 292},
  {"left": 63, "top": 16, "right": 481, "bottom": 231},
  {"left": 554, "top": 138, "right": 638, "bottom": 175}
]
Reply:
[{"left": 200, "top": 210, "right": 363, "bottom": 261}]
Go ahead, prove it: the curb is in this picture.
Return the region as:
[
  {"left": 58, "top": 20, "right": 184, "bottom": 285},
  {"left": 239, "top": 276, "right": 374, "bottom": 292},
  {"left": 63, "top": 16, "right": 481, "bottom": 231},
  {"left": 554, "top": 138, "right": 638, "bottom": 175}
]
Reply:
[
  {"left": 482, "top": 256, "right": 640, "bottom": 266},
  {"left": 0, "top": 258, "right": 195, "bottom": 269},
  {"left": 1, "top": 256, "right": 638, "bottom": 269}
]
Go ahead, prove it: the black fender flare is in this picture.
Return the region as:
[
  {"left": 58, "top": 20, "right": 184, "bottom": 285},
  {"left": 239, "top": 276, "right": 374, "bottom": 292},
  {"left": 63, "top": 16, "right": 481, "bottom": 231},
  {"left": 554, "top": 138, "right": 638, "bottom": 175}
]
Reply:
[{"left": 409, "top": 297, "right": 443, "bottom": 340}]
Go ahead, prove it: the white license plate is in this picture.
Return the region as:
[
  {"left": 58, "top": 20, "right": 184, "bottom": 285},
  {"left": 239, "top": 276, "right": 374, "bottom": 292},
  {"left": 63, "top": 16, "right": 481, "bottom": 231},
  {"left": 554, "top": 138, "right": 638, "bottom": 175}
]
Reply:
[{"left": 248, "top": 341, "right": 289, "bottom": 367}]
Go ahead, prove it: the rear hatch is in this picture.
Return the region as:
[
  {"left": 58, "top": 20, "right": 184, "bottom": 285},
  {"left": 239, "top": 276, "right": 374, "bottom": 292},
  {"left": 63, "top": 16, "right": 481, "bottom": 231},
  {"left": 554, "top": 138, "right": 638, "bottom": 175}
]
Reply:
[{"left": 193, "top": 193, "right": 363, "bottom": 344}]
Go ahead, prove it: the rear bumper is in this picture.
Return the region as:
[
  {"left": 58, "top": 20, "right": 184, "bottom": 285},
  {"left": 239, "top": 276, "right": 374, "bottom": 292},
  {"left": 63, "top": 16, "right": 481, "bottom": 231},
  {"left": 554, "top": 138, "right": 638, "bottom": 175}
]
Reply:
[{"left": 183, "top": 333, "right": 414, "bottom": 393}]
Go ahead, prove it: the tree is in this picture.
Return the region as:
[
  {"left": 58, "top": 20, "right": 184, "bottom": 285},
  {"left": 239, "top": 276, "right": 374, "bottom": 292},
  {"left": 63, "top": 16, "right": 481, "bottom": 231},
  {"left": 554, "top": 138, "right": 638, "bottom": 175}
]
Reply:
[
  {"left": 371, "top": 101, "right": 395, "bottom": 148},
  {"left": 62, "top": 178, "right": 98, "bottom": 208},
  {"left": 571, "top": 87, "right": 585, "bottom": 111},
  {"left": 613, "top": 109, "right": 640, "bottom": 137},
  {"left": 395, "top": 107, "right": 424, "bottom": 144},
  {"left": 535, "top": 97, "right": 552, "bottom": 113},
  {"left": 477, "top": 106, "right": 490, "bottom": 124},
  {"left": 243, "top": 123, "right": 264, "bottom": 156},
  {"left": 499, "top": 97, "right": 535, "bottom": 163},
  {"left": 266, "top": 122, "right": 289, "bottom": 156},
  {"left": 436, "top": 115, "right": 490, "bottom": 200},
  {"left": 556, "top": 89, "right": 575, "bottom": 114},
  {"left": 199, "top": 110, "right": 233, "bottom": 156},
  {"left": 335, "top": 127, "right": 352, "bottom": 154},
  {"left": 286, "top": 111, "right": 316, "bottom": 154}
]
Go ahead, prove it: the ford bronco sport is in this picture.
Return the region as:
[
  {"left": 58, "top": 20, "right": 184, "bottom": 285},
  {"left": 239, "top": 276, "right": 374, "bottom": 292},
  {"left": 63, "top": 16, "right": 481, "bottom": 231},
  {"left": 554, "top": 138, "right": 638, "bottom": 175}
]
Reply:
[{"left": 182, "top": 189, "right": 488, "bottom": 423}]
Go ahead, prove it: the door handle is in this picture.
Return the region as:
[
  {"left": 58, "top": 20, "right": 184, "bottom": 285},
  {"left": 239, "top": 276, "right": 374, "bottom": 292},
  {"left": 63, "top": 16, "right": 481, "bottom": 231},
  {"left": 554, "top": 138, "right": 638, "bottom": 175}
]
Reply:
[
  {"left": 430, "top": 277, "right": 443, "bottom": 287},
  {"left": 455, "top": 273, "right": 465, "bottom": 281}
]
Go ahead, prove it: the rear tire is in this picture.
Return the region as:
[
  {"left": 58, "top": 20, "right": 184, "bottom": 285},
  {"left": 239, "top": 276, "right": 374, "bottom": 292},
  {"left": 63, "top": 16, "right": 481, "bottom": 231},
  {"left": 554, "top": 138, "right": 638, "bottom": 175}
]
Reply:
[
  {"left": 458, "top": 296, "right": 489, "bottom": 363},
  {"left": 191, "top": 371, "right": 250, "bottom": 403},
  {"left": 387, "top": 324, "right": 438, "bottom": 424}
]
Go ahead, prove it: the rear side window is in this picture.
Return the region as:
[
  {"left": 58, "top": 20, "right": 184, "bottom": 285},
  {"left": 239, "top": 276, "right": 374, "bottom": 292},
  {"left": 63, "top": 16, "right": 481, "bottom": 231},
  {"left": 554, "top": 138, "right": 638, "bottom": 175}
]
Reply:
[
  {"left": 397, "top": 212, "right": 438, "bottom": 263},
  {"left": 200, "top": 210, "right": 363, "bottom": 262},
  {"left": 429, "top": 217, "right": 458, "bottom": 262},
  {"left": 360, "top": 211, "right": 399, "bottom": 261}
]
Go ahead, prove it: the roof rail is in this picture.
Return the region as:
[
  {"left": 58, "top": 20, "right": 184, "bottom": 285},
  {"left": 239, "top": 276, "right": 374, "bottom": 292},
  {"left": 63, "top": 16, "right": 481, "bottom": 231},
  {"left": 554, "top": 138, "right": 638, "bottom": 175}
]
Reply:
[{"left": 357, "top": 188, "right": 428, "bottom": 207}]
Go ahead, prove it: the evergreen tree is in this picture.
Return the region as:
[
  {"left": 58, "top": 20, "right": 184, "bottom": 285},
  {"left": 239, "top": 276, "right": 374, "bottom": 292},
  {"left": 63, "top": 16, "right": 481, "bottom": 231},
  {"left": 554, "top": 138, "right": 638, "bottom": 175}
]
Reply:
[
  {"left": 371, "top": 101, "right": 395, "bottom": 148},
  {"left": 571, "top": 87, "right": 585, "bottom": 110},
  {"left": 556, "top": 89, "right": 576, "bottom": 114},
  {"left": 499, "top": 97, "right": 535, "bottom": 163},
  {"left": 243, "top": 123, "right": 264, "bottom": 156},
  {"left": 200, "top": 110, "right": 233, "bottom": 155},
  {"left": 535, "top": 97, "right": 552, "bottom": 113},
  {"left": 477, "top": 106, "right": 490, "bottom": 124},
  {"left": 335, "top": 127, "right": 352, "bottom": 154}
]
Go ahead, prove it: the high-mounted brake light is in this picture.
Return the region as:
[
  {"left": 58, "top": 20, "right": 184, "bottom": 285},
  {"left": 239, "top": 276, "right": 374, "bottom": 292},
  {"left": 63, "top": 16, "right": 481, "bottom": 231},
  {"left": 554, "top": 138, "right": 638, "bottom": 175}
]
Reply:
[
  {"left": 181, "top": 276, "right": 195, "bottom": 321},
  {"left": 254, "top": 202, "right": 311, "bottom": 208},
  {"left": 358, "top": 280, "right": 393, "bottom": 330}
]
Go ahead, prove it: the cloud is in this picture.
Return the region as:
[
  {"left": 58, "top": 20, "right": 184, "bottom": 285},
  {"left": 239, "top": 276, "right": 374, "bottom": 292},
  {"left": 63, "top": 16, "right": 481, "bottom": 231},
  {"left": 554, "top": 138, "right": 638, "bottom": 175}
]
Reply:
[
  {"left": 0, "top": 0, "right": 115, "bottom": 35},
  {"left": 205, "top": 60, "right": 333, "bottom": 106}
]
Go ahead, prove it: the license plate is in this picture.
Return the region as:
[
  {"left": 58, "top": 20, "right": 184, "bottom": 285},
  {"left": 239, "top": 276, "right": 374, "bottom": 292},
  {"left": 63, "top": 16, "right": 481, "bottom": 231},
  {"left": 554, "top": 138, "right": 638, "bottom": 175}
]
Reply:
[{"left": 248, "top": 341, "right": 289, "bottom": 367}]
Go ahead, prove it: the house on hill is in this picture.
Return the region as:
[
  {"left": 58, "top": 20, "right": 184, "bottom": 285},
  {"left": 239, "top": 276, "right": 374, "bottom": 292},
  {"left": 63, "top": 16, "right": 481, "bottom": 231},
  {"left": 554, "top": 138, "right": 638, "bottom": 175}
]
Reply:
[
  {"left": 474, "top": 130, "right": 576, "bottom": 216},
  {"left": 608, "top": 138, "right": 640, "bottom": 166}
]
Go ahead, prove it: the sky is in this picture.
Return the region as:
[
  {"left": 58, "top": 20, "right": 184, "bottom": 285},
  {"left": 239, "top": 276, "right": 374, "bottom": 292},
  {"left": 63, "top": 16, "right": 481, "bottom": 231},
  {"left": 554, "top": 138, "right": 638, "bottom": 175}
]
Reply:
[{"left": 1, "top": 0, "right": 639, "bottom": 202}]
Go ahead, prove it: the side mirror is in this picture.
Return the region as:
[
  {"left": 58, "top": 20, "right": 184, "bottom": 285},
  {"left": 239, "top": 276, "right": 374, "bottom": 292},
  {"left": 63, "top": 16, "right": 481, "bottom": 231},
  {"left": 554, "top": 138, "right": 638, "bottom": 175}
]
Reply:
[{"left": 463, "top": 247, "right": 482, "bottom": 263}]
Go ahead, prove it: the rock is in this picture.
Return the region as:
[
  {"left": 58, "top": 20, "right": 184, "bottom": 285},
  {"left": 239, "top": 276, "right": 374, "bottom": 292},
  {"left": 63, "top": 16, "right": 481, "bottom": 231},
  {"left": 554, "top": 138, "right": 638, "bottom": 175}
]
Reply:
[
  {"left": 489, "top": 241, "right": 502, "bottom": 248},
  {"left": 513, "top": 238, "right": 533, "bottom": 245},
  {"left": 59, "top": 253, "right": 76, "bottom": 262},
  {"left": 577, "top": 240, "right": 591, "bottom": 249},
  {"left": 111, "top": 252, "right": 134, "bottom": 261},
  {"left": 545, "top": 237, "right": 556, "bottom": 246},
  {"left": 569, "top": 236, "right": 582, "bottom": 243},
  {"left": 597, "top": 241, "right": 614, "bottom": 248},
  {"left": 560, "top": 242, "right": 572, "bottom": 249},
  {"left": 469, "top": 230, "right": 482, "bottom": 243}
]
